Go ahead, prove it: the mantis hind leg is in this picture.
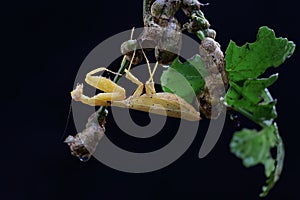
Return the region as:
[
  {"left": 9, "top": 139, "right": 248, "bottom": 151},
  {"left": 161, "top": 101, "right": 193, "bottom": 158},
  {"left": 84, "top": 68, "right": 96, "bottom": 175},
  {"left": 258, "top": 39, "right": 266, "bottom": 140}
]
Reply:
[
  {"left": 124, "top": 69, "right": 144, "bottom": 97},
  {"left": 145, "top": 61, "right": 159, "bottom": 95}
]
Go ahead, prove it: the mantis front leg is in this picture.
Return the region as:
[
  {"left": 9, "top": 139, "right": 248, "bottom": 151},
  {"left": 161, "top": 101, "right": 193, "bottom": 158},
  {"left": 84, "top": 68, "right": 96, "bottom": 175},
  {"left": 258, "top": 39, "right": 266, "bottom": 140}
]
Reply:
[{"left": 71, "top": 68, "right": 126, "bottom": 106}]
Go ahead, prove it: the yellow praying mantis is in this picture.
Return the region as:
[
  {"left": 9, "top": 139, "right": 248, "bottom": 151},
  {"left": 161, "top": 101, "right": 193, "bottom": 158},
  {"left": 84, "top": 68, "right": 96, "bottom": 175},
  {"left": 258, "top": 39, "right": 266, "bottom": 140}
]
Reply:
[{"left": 70, "top": 29, "right": 200, "bottom": 121}]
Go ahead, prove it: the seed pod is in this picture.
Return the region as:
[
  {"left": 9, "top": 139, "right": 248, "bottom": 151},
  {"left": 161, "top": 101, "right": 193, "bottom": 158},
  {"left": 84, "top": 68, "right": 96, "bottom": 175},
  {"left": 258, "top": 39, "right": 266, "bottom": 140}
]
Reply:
[
  {"left": 198, "top": 74, "right": 226, "bottom": 119},
  {"left": 151, "top": 0, "right": 181, "bottom": 20},
  {"left": 181, "top": 0, "right": 201, "bottom": 17},
  {"left": 199, "top": 37, "right": 228, "bottom": 87},
  {"left": 155, "top": 17, "right": 182, "bottom": 65},
  {"left": 197, "top": 38, "right": 228, "bottom": 119},
  {"left": 155, "top": 48, "right": 178, "bottom": 65},
  {"left": 121, "top": 39, "right": 138, "bottom": 54},
  {"left": 202, "top": 29, "right": 216, "bottom": 39},
  {"left": 151, "top": 0, "right": 165, "bottom": 19},
  {"left": 126, "top": 50, "right": 144, "bottom": 65},
  {"left": 121, "top": 39, "right": 144, "bottom": 65},
  {"left": 138, "top": 25, "right": 163, "bottom": 48},
  {"left": 65, "top": 113, "right": 105, "bottom": 162},
  {"left": 183, "top": 11, "right": 211, "bottom": 33}
]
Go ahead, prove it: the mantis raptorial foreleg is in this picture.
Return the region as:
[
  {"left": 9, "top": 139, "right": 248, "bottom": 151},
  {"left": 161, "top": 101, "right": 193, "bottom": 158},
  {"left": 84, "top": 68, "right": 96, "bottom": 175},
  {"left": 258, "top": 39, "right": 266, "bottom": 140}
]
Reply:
[{"left": 71, "top": 68, "right": 126, "bottom": 106}]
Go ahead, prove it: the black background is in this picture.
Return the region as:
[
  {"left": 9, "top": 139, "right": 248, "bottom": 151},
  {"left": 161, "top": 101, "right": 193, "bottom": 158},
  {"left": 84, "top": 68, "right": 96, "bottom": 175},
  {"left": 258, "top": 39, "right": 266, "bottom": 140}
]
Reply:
[{"left": 1, "top": 0, "right": 300, "bottom": 199}]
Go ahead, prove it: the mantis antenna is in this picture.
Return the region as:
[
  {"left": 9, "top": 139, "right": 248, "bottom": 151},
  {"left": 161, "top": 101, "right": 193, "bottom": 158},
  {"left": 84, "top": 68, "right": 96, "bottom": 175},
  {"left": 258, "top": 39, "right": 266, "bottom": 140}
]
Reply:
[
  {"left": 127, "top": 26, "right": 157, "bottom": 84},
  {"left": 127, "top": 27, "right": 136, "bottom": 72},
  {"left": 148, "top": 61, "right": 159, "bottom": 83},
  {"left": 139, "top": 43, "right": 154, "bottom": 82},
  {"left": 62, "top": 100, "right": 73, "bottom": 141}
]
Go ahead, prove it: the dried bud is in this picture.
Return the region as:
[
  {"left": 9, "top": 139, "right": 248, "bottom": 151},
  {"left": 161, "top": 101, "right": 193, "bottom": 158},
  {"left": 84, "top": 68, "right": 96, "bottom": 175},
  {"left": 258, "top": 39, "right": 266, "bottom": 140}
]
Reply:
[
  {"left": 121, "top": 39, "right": 138, "bottom": 55},
  {"left": 198, "top": 38, "right": 228, "bottom": 119},
  {"left": 151, "top": 0, "right": 181, "bottom": 20},
  {"left": 125, "top": 50, "right": 144, "bottom": 65},
  {"left": 182, "top": 0, "right": 201, "bottom": 12},
  {"left": 199, "top": 38, "right": 228, "bottom": 87},
  {"left": 155, "top": 18, "right": 182, "bottom": 65},
  {"left": 155, "top": 48, "right": 178, "bottom": 65},
  {"left": 121, "top": 39, "right": 144, "bottom": 65},
  {"left": 65, "top": 113, "right": 105, "bottom": 162},
  {"left": 139, "top": 26, "right": 163, "bottom": 47},
  {"left": 184, "top": 11, "right": 210, "bottom": 33},
  {"left": 202, "top": 29, "right": 216, "bottom": 39}
]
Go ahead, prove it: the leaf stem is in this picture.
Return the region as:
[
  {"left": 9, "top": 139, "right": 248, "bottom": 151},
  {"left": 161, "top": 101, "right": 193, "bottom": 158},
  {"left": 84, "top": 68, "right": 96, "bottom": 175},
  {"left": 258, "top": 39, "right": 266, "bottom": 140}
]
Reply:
[
  {"left": 273, "top": 123, "right": 284, "bottom": 181},
  {"left": 227, "top": 86, "right": 274, "bottom": 129},
  {"left": 259, "top": 123, "right": 285, "bottom": 197},
  {"left": 234, "top": 107, "right": 267, "bottom": 128}
]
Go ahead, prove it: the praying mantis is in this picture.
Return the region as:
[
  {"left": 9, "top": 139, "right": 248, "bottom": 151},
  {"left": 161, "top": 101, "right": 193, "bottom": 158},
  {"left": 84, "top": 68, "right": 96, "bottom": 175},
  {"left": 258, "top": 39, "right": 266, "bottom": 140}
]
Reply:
[
  {"left": 71, "top": 0, "right": 227, "bottom": 121},
  {"left": 71, "top": 55, "right": 201, "bottom": 121}
]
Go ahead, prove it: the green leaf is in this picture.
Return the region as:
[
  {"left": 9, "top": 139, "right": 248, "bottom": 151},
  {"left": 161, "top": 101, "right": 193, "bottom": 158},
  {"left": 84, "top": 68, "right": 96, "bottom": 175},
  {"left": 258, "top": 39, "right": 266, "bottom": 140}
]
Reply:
[
  {"left": 225, "top": 75, "right": 278, "bottom": 123},
  {"left": 161, "top": 55, "right": 206, "bottom": 103},
  {"left": 230, "top": 125, "right": 277, "bottom": 177},
  {"left": 230, "top": 124, "right": 284, "bottom": 197},
  {"left": 225, "top": 26, "right": 295, "bottom": 82},
  {"left": 225, "top": 26, "right": 293, "bottom": 197},
  {"left": 260, "top": 123, "right": 285, "bottom": 197},
  {"left": 242, "top": 74, "right": 278, "bottom": 104}
]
